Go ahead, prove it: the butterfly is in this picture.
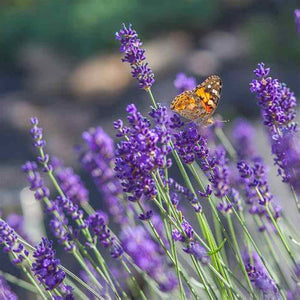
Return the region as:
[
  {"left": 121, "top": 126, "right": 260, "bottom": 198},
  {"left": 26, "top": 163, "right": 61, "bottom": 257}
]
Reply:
[{"left": 170, "top": 75, "right": 222, "bottom": 126}]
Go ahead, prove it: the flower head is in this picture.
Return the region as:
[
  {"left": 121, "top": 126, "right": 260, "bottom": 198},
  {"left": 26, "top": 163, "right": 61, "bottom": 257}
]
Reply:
[
  {"left": 32, "top": 237, "right": 66, "bottom": 290},
  {"left": 114, "top": 104, "right": 171, "bottom": 202},
  {"left": 0, "top": 219, "right": 29, "bottom": 264},
  {"left": 22, "top": 161, "right": 49, "bottom": 200},
  {"left": 174, "top": 73, "right": 196, "bottom": 93},
  {"left": 80, "top": 127, "right": 126, "bottom": 224},
  {"left": 53, "top": 158, "right": 89, "bottom": 205},
  {"left": 250, "top": 63, "right": 297, "bottom": 136},
  {"left": 116, "top": 23, "right": 154, "bottom": 89}
]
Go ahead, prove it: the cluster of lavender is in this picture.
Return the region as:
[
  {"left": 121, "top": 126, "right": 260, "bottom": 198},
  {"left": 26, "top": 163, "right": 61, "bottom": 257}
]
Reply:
[
  {"left": 0, "top": 22, "right": 300, "bottom": 300},
  {"left": 250, "top": 63, "right": 300, "bottom": 194}
]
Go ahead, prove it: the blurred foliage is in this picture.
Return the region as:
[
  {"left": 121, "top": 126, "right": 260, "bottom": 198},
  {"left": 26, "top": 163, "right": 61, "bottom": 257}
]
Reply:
[
  {"left": 0, "top": 0, "right": 299, "bottom": 67},
  {"left": 0, "top": 0, "right": 218, "bottom": 65},
  {"left": 243, "top": 9, "right": 300, "bottom": 64}
]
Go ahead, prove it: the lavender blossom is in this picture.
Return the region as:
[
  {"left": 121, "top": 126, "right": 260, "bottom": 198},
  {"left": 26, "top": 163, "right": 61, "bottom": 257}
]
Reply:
[
  {"left": 116, "top": 23, "right": 154, "bottom": 89},
  {"left": 87, "top": 212, "right": 123, "bottom": 259},
  {"left": 0, "top": 219, "right": 29, "bottom": 264},
  {"left": 237, "top": 160, "right": 278, "bottom": 219},
  {"left": 250, "top": 63, "right": 297, "bottom": 136},
  {"left": 174, "top": 73, "right": 196, "bottom": 93},
  {"left": 209, "top": 146, "right": 230, "bottom": 199},
  {"left": 121, "top": 225, "right": 177, "bottom": 291},
  {"left": 80, "top": 126, "right": 126, "bottom": 224},
  {"left": 0, "top": 275, "right": 18, "bottom": 300},
  {"left": 22, "top": 161, "right": 49, "bottom": 200},
  {"left": 231, "top": 119, "right": 257, "bottom": 160},
  {"left": 243, "top": 251, "right": 278, "bottom": 297},
  {"left": 6, "top": 213, "right": 30, "bottom": 242},
  {"left": 250, "top": 63, "right": 300, "bottom": 189},
  {"left": 30, "top": 117, "right": 52, "bottom": 172},
  {"left": 32, "top": 237, "right": 72, "bottom": 295},
  {"left": 295, "top": 10, "right": 300, "bottom": 34},
  {"left": 114, "top": 104, "right": 171, "bottom": 202},
  {"left": 53, "top": 158, "right": 89, "bottom": 205}
]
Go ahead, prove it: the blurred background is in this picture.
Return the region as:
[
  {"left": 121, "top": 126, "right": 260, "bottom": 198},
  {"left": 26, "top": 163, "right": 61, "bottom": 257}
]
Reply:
[{"left": 0, "top": 0, "right": 300, "bottom": 297}]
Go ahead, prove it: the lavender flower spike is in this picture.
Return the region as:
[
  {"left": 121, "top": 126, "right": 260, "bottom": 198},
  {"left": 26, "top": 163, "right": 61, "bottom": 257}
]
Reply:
[
  {"left": 32, "top": 237, "right": 73, "bottom": 298},
  {"left": 0, "top": 219, "right": 29, "bottom": 264},
  {"left": 116, "top": 23, "right": 154, "bottom": 89}
]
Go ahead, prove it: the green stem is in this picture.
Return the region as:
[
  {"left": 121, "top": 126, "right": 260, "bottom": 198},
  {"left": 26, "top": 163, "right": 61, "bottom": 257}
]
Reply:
[
  {"left": 226, "top": 215, "right": 255, "bottom": 298},
  {"left": 190, "top": 256, "right": 214, "bottom": 300},
  {"left": 214, "top": 127, "right": 237, "bottom": 160},
  {"left": 0, "top": 270, "right": 37, "bottom": 294},
  {"left": 137, "top": 201, "right": 200, "bottom": 300},
  {"left": 265, "top": 203, "right": 297, "bottom": 266},
  {"left": 121, "top": 259, "right": 147, "bottom": 300}
]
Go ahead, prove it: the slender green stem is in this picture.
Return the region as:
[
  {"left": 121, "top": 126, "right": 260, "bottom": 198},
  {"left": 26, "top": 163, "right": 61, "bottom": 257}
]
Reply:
[
  {"left": 190, "top": 256, "right": 214, "bottom": 300},
  {"left": 147, "top": 88, "right": 158, "bottom": 108},
  {"left": 61, "top": 267, "right": 101, "bottom": 300},
  {"left": 19, "top": 260, "right": 47, "bottom": 300},
  {"left": 226, "top": 215, "right": 255, "bottom": 298},
  {"left": 214, "top": 127, "right": 237, "bottom": 160},
  {"left": 253, "top": 216, "right": 290, "bottom": 296},
  {"left": 0, "top": 270, "right": 37, "bottom": 294},
  {"left": 264, "top": 203, "right": 297, "bottom": 266},
  {"left": 137, "top": 201, "right": 200, "bottom": 300},
  {"left": 121, "top": 259, "right": 147, "bottom": 300},
  {"left": 290, "top": 184, "right": 300, "bottom": 214}
]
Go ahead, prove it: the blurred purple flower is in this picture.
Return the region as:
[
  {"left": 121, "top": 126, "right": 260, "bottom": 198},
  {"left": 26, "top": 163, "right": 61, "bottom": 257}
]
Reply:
[
  {"left": 121, "top": 225, "right": 176, "bottom": 291},
  {"left": 231, "top": 119, "right": 257, "bottom": 160},
  {"left": 116, "top": 23, "right": 154, "bottom": 89},
  {"left": 53, "top": 158, "right": 89, "bottom": 205},
  {"left": 6, "top": 213, "right": 30, "bottom": 242},
  {"left": 0, "top": 275, "right": 18, "bottom": 300},
  {"left": 295, "top": 10, "right": 300, "bottom": 34},
  {"left": 183, "top": 242, "right": 210, "bottom": 265},
  {"left": 174, "top": 73, "right": 196, "bottom": 93},
  {"left": 80, "top": 126, "right": 126, "bottom": 224},
  {"left": 210, "top": 146, "right": 230, "bottom": 199},
  {"left": 243, "top": 251, "right": 278, "bottom": 297}
]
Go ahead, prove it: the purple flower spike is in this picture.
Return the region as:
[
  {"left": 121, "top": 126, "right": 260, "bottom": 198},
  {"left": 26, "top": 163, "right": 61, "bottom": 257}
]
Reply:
[
  {"left": 116, "top": 23, "right": 154, "bottom": 89},
  {"left": 115, "top": 104, "right": 172, "bottom": 202},
  {"left": 32, "top": 237, "right": 65, "bottom": 289},
  {"left": 250, "top": 63, "right": 300, "bottom": 189},
  {"left": 174, "top": 73, "right": 196, "bottom": 93},
  {"left": 80, "top": 126, "right": 126, "bottom": 224},
  {"left": 231, "top": 119, "right": 257, "bottom": 160},
  {"left": 53, "top": 158, "right": 89, "bottom": 205},
  {"left": 0, "top": 219, "right": 29, "bottom": 264}
]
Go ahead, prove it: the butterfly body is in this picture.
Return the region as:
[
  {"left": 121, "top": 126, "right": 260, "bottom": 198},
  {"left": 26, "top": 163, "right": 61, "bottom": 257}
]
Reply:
[{"left": 170, "top": 75, "right": 222, "bottom": 126}]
